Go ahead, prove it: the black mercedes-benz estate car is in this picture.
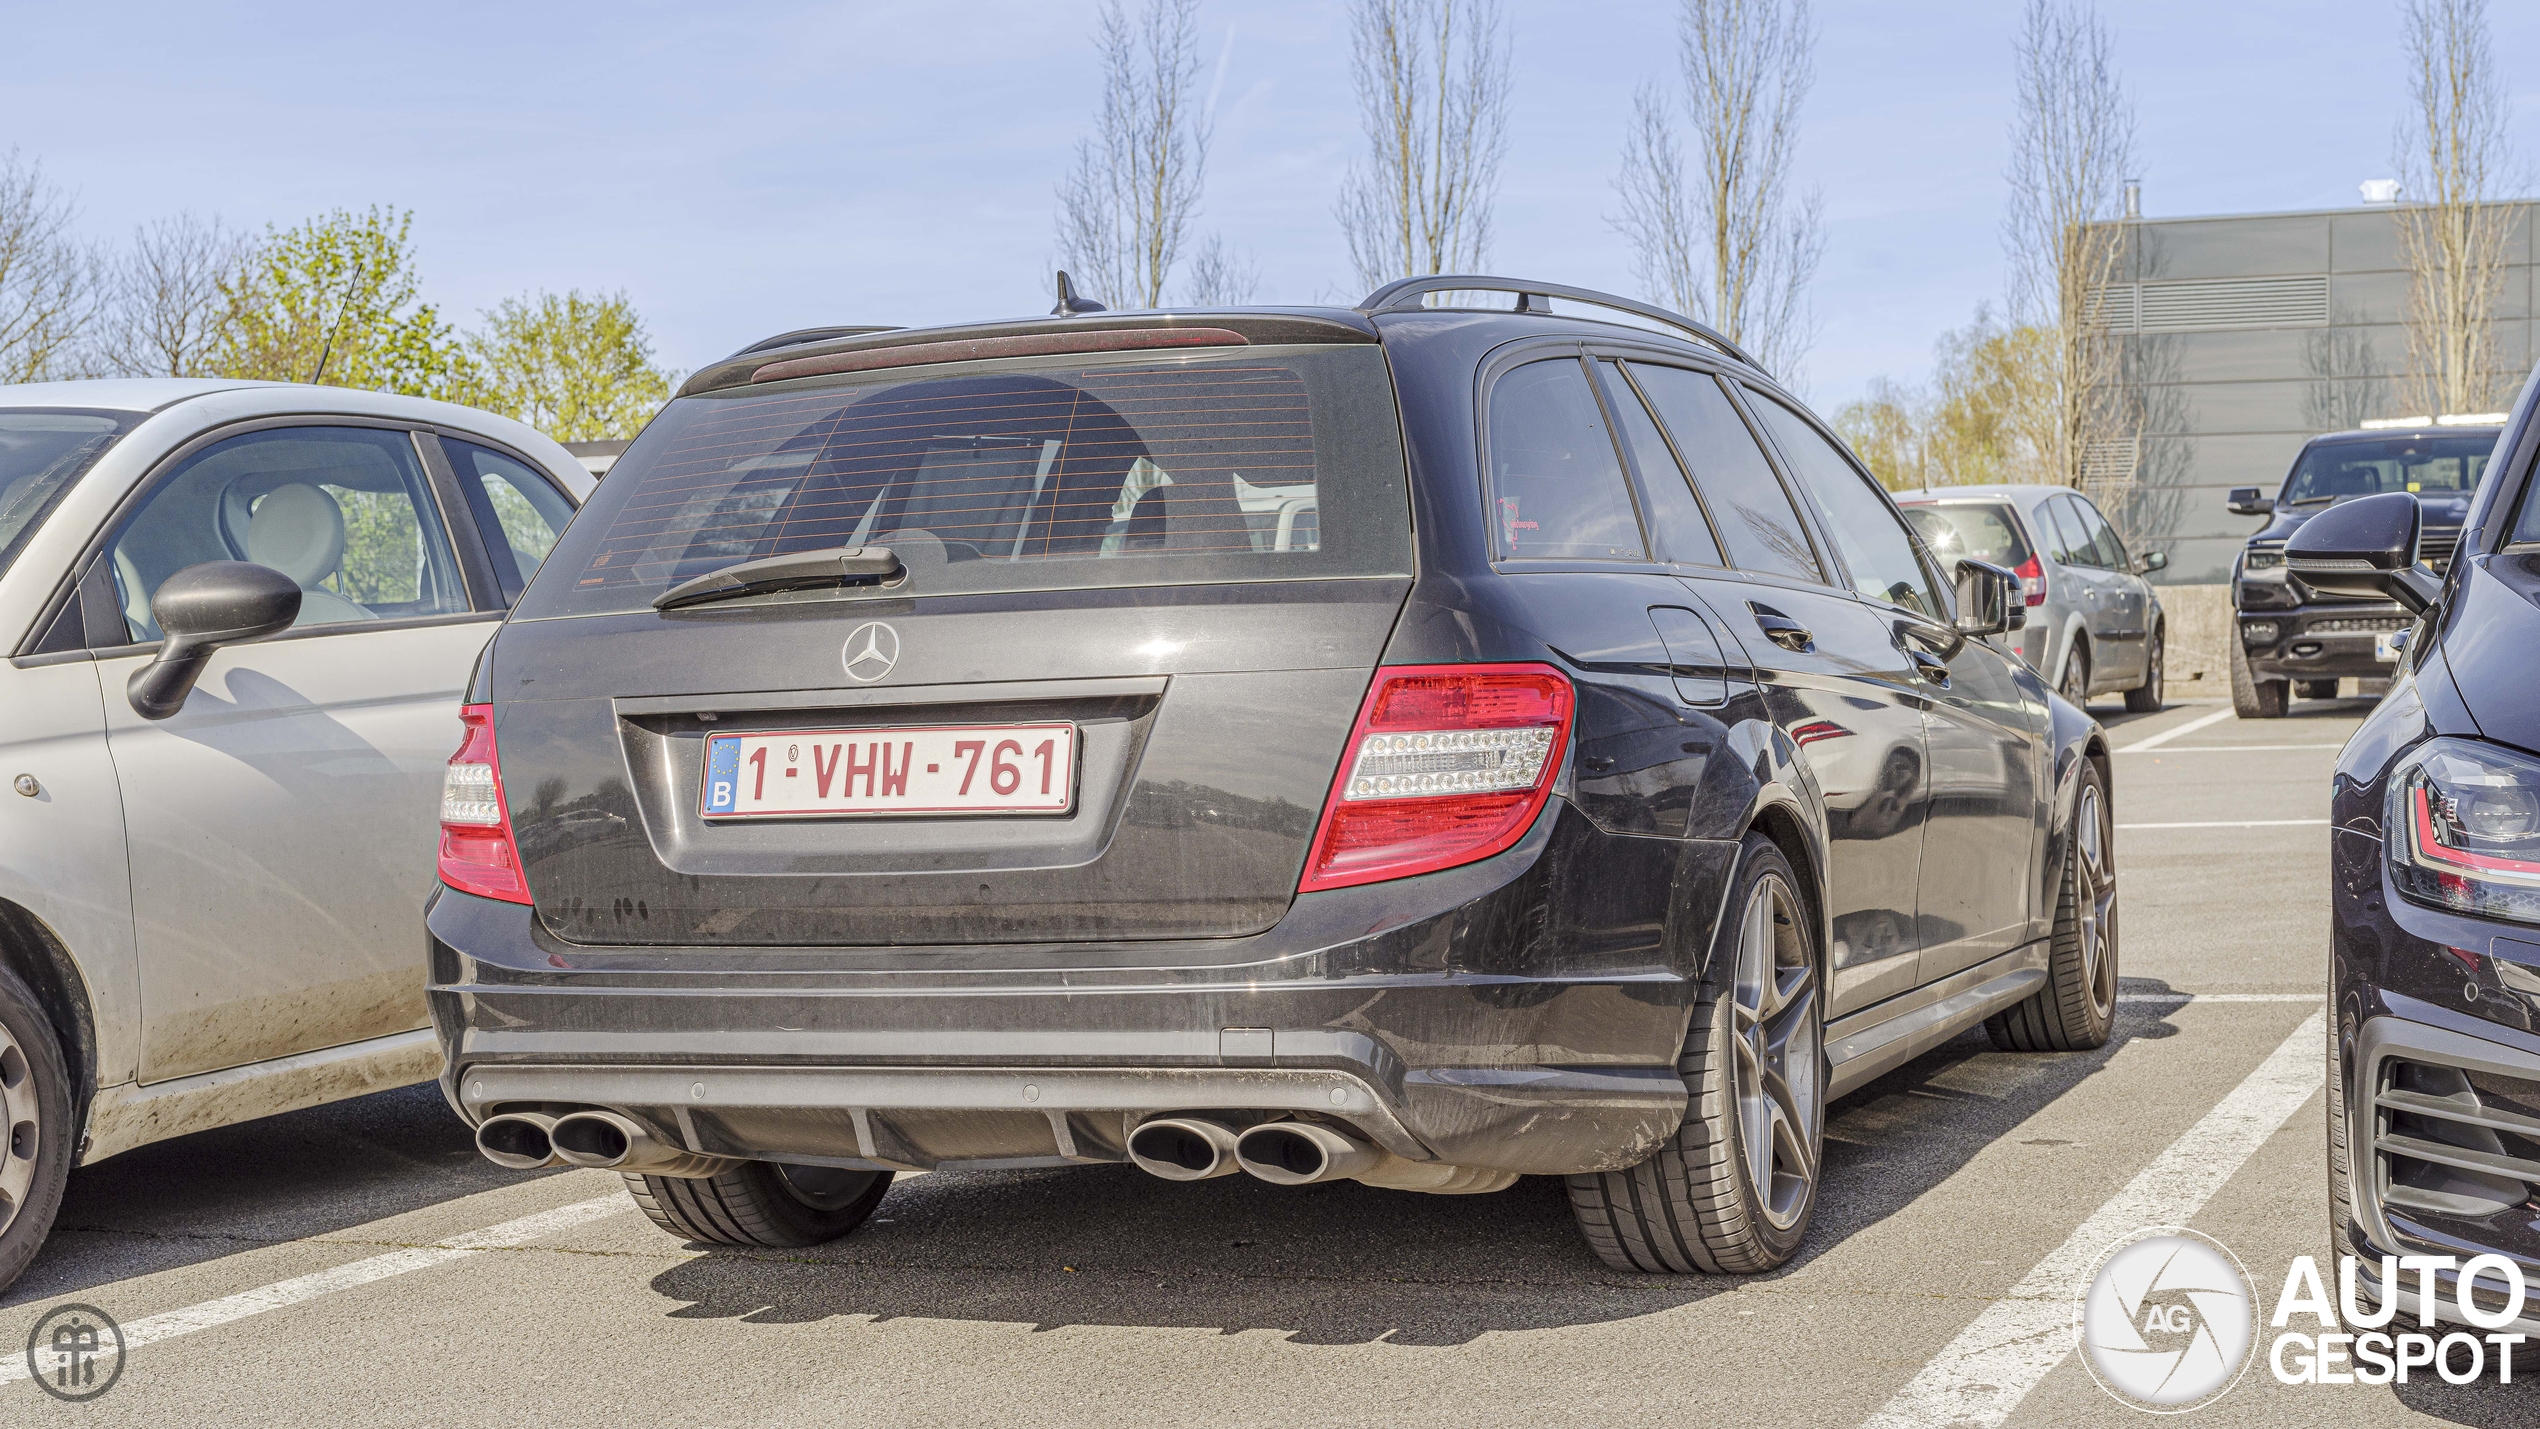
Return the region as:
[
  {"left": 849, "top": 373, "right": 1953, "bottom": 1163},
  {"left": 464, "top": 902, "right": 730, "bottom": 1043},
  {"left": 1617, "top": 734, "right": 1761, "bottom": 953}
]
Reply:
[
  {"left": 2228, "top": 422, "right": 2497, "bottom": 719},
  {"left": 2308, "top": 374, "right": 2540, "bottom": 1332},
  {"left": 428, "top": 276, "right": 2114, "bottom": 1273}
]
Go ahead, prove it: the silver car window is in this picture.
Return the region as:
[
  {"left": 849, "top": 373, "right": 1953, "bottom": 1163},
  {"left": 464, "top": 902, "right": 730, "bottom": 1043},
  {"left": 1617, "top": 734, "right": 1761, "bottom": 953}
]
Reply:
[
  {"left": 0, "top": 410, "right": 136, "bottom": 581},
  {"left": 104, "top": 426, "right": 470, "bottom": 643}
]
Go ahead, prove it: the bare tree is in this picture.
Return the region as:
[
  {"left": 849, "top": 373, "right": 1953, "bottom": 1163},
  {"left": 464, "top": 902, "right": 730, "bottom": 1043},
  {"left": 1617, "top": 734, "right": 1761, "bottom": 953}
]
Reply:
[
  {"left": 2394, "top": 0, "right": 2519, "bottom": 417},
  {"left": 1335, "top": 0, "right": 1509, "bottom": 291},
  {"left": 2002, "top": 0, "right": 2135, "bottom": 489},
  {"left": 92, "top": 213, "right": 246, "bottom": 378},
  {"left": 0, "top": 151, "right": 98, "bottom": 384},
  {"left": 1055, "top": 0, "right": 1211, "bottom": 308},
  {"left": 1614, "top": 0, "right": 1824, "bottom": 375},
  {"left": 2300, "top": 315, "right": 2388, "bottom": 433},
  {"left": 1180, "top": 233, "right": 1260, "bottom": 304}
]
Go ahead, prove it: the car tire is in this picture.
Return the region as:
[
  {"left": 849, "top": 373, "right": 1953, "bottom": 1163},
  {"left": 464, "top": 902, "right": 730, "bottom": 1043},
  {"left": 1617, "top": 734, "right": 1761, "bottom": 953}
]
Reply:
[
  {"left": 2229, "top": 636, "right": 2287, "bottom": 719},
  {"left": 2060, "top": 643, "right": 2090, "bottom": 707},
  {"left": 2297, "top": 679, "right": 2340, "bottom": 701},
  {"left": 2123, "top": 622, "right": 2164, "bottom": 713},
  {"left": 623, "top": 1161, "right": 893, "bottom": 1248},
  {"left": 1987, "top": 759, "right": 2117, "bottom": 1052},
  {"left": 0, "top": 963, "right": 74, "bottom": 1298},
  {"left": 1567, "top": 834, "right": 1823, "bottom": 1274}
]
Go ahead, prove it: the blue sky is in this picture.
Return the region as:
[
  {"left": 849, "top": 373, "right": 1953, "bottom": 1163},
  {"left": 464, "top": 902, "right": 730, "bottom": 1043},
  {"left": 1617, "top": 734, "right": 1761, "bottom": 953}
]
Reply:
[{"left": 6, "top": 1, "right": 2535, "bottom": 406}]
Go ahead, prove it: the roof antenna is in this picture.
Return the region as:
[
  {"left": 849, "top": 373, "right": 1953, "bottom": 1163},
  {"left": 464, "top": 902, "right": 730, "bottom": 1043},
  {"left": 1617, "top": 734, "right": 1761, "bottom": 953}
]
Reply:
[
  {"left": 1051, "top": 270, "right": 1107, "bottom": 317},
  {"left": 308, "top": 260, "right": 365, "bottom": 385}
]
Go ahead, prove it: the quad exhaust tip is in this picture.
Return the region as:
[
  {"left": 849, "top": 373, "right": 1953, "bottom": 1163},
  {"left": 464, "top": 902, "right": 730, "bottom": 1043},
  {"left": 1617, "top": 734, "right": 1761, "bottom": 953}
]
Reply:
[
  {"left": 1125, "top": 1116, "right": 1245, "bottom": 1181},
  {"left": 1233, "top": 1121, "right": 1381, "bottom": 1186},
  {"left": 475, "top": 1112, "right": 562, "bottom": 1170}
]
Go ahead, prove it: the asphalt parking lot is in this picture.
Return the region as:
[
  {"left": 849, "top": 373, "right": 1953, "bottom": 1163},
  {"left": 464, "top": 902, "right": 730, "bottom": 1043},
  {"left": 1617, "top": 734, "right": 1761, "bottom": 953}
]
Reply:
[{"left": 4, "top": 694, "right": 2529, "bottom": 1427}]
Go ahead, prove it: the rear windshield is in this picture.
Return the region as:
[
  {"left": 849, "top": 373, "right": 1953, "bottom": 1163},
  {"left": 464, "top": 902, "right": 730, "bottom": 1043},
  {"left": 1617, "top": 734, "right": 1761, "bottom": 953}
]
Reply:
[
  {"left": 0, "top": 409, "right": 139, "bottom": 580},
  {"left": 1902, "top": 501, "right": 2032, "bottom": 570},
  {"left": 514, "top": 344, "right": 1410, "bottom": 618},
  {"left": 2283, "top": 433, "right": 2493, "bottom": 505}
]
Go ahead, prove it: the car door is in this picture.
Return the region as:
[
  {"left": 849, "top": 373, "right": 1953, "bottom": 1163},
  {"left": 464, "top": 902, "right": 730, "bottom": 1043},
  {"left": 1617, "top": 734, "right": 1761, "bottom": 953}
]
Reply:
[
  {"left": 87, "top": 422, "right": 512, "bottom": 1081},
  {"left": 2070, "top": 494, "right": 2150, "bottom": 684},
  {"left": 2043, "top": 493, "right": 2126, "bottom": 689},
  {"left": 1745, "top": 394, "right": 2044, "bottom": 982},
  {"left": 1627, "top": 361, "right": 1929, "bottom": 1018}
]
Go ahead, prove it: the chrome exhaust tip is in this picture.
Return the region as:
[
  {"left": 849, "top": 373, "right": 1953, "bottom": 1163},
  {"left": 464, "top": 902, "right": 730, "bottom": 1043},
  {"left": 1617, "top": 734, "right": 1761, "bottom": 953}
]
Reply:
[
  {"left": 549, "top": 1110, "right": 737, "bottom": 1179},
  {"left": 475, "top": 1112, "right": 561, "bottom": 1170},
  {"left": 1126, "top": 1116, "right": 1244, "bottom": 1181},
  {"left": 1233, "top": 1121, "right": 1381, "bottom": 1186}
]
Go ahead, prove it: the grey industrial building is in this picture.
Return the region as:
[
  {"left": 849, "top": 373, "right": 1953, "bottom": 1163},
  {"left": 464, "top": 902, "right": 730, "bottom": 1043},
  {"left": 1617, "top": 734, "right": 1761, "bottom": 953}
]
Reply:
[{"left": 2100, "top": 200, "right": 2536, "bottom": 583}]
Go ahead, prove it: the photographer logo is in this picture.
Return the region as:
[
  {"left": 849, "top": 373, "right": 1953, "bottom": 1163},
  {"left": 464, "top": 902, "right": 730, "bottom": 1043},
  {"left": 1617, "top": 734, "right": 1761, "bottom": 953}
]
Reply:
[{"left": 2078, "top": 1229, "right": 2255, "bottom": 1412}]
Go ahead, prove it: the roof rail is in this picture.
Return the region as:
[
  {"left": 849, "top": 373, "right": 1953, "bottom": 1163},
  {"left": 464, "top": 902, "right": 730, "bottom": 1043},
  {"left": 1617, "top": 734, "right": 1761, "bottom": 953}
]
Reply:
[{"left": 1355, "top": 275, "right": 1765, "bottom": 375}]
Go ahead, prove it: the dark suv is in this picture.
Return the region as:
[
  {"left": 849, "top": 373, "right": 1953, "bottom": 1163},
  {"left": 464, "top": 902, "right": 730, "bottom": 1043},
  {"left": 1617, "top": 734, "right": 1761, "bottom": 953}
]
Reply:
[
  {"left": 2228, "top": 423, "right": 2498, "bottom": 718},
  {"left": 428, "top": 277, "right": 2111, "bottom": 1274},
  {"left": 2303, "top": 369, "right": 2540, "bottom": 1335}
]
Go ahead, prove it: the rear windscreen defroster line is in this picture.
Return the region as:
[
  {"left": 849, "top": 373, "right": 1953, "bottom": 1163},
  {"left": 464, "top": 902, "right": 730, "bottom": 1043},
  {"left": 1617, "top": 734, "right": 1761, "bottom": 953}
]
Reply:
[{"left": 514, "top": 344, "right": 1413, "bottom": 619}]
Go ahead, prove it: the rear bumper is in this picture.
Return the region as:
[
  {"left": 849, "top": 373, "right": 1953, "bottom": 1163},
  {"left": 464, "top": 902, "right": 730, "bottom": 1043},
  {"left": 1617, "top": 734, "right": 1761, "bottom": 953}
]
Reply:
[{"left": 427, "top": 798, "right": 1723, "bottom": 1177}]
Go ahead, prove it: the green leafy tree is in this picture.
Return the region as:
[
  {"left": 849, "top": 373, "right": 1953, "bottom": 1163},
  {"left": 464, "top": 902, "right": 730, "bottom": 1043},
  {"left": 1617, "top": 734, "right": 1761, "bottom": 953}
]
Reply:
[
  {"left": 212, "top": 207, "right": 464, "bottom": 396},
  {"left": 459, "top": 290, "right": 676, "bottom": 442}
]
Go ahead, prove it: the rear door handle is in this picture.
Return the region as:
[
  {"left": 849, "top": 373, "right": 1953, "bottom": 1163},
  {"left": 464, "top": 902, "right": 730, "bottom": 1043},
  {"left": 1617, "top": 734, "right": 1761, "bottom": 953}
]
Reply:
[{"left": 1747, "top": 602, "right": 1813, "bottom": 652}]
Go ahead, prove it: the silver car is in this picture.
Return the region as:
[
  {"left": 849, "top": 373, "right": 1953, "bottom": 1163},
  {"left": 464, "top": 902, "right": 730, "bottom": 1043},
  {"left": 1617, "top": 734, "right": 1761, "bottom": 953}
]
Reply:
[
  {"left": 0, "top": 379, "right": 592, "bottom": 1292},
  {"left": 1896, "top": 483, "right": 2169, "bottom": 711}
]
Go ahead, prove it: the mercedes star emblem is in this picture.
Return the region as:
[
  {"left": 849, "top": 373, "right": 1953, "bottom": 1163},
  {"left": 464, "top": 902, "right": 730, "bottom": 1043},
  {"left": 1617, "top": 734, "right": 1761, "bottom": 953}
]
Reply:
[{"left": 840, "top": 622, "right": 901, "bottom": 683}]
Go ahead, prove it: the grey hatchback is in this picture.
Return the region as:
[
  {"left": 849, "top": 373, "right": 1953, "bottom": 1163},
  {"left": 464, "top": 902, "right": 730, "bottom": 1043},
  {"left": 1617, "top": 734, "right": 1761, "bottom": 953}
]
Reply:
[
  {"left": 1896, "top": 484, "right": 2169, "bottom": 712},
  {"left": 431, "top": 278, "right": 2112, "bottom": 1274}
]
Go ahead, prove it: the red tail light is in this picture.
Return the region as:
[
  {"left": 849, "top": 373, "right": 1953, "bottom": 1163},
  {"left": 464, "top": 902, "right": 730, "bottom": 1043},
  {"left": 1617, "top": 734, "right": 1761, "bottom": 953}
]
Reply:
[
  {"left": 1299, "top": 664, "right": 1575, "bottom": 893},
  {"left": 438, "top": 703, "right": 531, "bottom": 904},
  {"left": 2015, "top": 553, "right": 2048, "bottom": 606}
]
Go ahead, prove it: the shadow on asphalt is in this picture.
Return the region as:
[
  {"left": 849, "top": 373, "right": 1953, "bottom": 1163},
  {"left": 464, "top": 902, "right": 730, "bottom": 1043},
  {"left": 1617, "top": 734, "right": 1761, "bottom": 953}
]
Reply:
[
  {"left": 2, "top": 1082, "right": 568, "bottom": 1310},
  {"left": 642, "top": 992, "right": 2202, "bottom": 1345}
]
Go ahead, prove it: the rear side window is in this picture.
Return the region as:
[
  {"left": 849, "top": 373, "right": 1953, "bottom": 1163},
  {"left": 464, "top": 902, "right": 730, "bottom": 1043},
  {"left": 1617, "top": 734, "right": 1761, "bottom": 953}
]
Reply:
[
  {"left": 1599, "top": 361, "right": 1723, "bottom": 566},
  {"left": 444, "top": 438, "right": 577, "bottom": 601},
  {"left": 1750, "top": 394, "right": 1940, "bottom": 619},
  {"left": 1628, "top": 364, "right": 1821, "bottom": 583},
  {"left": 1904, "top": 502, "right": 2032, "bottom": 570},
  {"left": 1486, "top": 358, "right": 1647, "bottom": 560},
  {"left": 515, "top": 344, "right": 1409, "bottom": 618}
]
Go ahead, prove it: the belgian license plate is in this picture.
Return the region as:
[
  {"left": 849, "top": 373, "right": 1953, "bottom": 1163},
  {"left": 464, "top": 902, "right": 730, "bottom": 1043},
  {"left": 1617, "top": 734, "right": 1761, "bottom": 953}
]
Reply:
[
  {"left": 2374, "top": 632, "right": 2403, "bottom": 662},
  {"left": 701, "top": 723, "right": 1077, "bottom": 818}
]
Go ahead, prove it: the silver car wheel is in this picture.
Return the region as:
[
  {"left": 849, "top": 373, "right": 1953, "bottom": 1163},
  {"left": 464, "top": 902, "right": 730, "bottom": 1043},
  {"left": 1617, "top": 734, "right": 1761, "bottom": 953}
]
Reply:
[
  {"left": 2073, "top": 783, "right": 2117, "bottom": 1018},
  {"left": 0, "top": 1020, "right": 37, "bottom": 1237},
  {"left": 1732, "top": 872, "right": 1819, "bottom": 1233}
]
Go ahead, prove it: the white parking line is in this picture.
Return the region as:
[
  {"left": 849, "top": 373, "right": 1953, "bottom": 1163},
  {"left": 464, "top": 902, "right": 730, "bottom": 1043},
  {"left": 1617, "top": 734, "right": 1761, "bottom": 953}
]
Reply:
[
  {"left": 2112, "top": 707, "right": 2233, "bottom": 753},
  {"left": 2117, "top": 992, "right": 2320, "bottom": 1003},
  {"left": 2116, "top": 818, "right": 2327, "bottom": 829},
  {"left": 0, "top": 1193, "right": 626, "bottom": 1387},
  {"left": 1859, "top": 1010, "right": 2324, "bottom": 1429},
  {"left": 2123, "top": 751, "right": 2336, "bottom": 761}
]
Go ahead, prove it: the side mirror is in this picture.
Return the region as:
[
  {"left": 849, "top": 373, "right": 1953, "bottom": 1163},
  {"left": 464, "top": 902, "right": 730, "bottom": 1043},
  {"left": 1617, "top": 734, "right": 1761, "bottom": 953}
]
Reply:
[
  {"left": 126, "top": 561, "right": 302, "bottom": 720},
  {"left": 2284, "top": 491, "right": 2437, "bottom": 614},
  {"left": 2226, "top": 487, "right": 2275, "bottom": 517},
  {"left": 1952, "top": 558, "right": 2026, "bottom": 637},
  {"left": 2136, "top": 550, "right": 2169, "bottom": 574}
]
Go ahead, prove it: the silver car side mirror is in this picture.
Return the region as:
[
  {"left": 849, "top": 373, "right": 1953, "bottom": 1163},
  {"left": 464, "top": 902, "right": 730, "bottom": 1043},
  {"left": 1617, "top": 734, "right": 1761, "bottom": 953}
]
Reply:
[{"left": 127, "top": 561, "right": 302, "bottom": 720}]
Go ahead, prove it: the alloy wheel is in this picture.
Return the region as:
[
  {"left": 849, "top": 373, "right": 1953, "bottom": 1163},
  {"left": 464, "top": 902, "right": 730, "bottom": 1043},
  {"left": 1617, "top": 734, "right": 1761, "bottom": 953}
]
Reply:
[
  {"left": 2073, "top": 783, "right": 2118, "bottom": 1019},
  {"left": 2144, "top": 634, "right": 2163, "bottom": 705},
  {"left": 1731, "top": 872, "right": 1820, "bottom": 1232},
  {"left": 0, "top": 1021, "right": 36, "bottom": 1238},
  {"left": 2061, "top": 653, "right": 2089, "bottom": 706}
]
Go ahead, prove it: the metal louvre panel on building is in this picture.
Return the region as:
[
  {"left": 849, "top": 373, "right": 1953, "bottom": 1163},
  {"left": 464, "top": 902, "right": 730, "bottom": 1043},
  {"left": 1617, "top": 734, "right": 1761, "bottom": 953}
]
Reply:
[{"left": 2123, "top": 275, "right": 2330, "bottom": 332}]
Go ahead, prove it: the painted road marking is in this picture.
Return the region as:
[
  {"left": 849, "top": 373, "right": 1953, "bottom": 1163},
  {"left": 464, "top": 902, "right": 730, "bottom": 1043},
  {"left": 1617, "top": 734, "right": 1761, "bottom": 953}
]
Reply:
[
  {"left": 2123, "top": 751, "right": 2336, "bottom": 761},
  {"left": 2112, "top": 707, "right": 2233, "bottom": 753},
  {"left": 1858, "top": 1010, "right": 2324, "bottom": 1429},
  {"left": 2117, "top": 992, "right": 2320, "bottom": 1003},
  {"left": 2116, "top": 818, "right": 2328, "bottom": 830},
  {"left": 0, "top": 1194, "right": 626, "bottom": 1387}
]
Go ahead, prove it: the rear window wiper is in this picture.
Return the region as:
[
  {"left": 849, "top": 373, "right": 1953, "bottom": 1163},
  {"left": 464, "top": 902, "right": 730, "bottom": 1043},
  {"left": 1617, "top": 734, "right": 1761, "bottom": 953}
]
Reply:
[{"left": 652, "top": 545, "right": 905, "bottom": 611}]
